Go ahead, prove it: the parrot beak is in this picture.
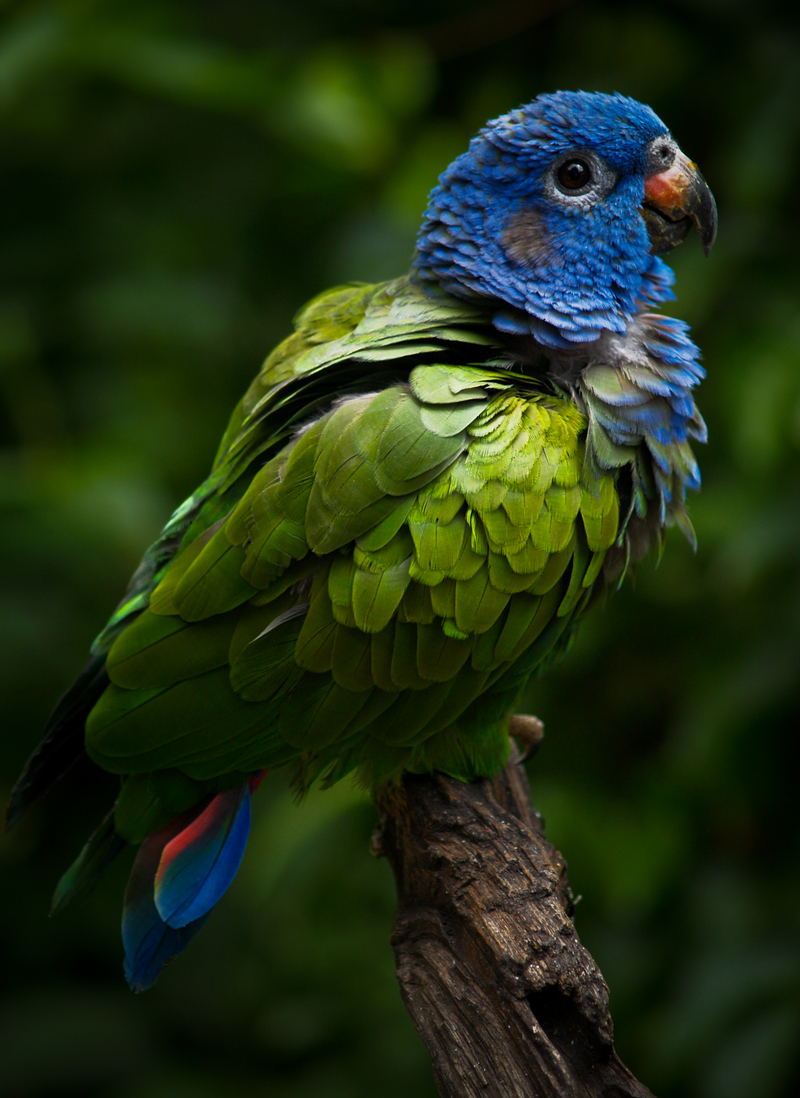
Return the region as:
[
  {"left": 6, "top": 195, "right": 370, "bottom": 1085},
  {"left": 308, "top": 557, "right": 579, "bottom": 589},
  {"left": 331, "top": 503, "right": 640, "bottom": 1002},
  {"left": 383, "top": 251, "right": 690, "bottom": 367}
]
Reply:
[{"left": 642, "top": 150, "right": 717, "bottom": 256}]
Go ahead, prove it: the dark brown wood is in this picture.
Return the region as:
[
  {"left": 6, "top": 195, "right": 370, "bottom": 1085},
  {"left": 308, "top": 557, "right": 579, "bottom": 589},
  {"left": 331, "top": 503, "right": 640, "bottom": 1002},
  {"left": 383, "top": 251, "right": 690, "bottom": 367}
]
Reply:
[{"left": 373, "top": 732, "right": 655, "bottom": 1098}]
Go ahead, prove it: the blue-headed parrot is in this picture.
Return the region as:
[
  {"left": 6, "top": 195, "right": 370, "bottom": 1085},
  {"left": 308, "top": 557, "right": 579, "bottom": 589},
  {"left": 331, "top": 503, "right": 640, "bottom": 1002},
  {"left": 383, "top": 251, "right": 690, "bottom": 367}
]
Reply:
[{"left": 6, "top": 91, "right": 716, "bottom": 990}]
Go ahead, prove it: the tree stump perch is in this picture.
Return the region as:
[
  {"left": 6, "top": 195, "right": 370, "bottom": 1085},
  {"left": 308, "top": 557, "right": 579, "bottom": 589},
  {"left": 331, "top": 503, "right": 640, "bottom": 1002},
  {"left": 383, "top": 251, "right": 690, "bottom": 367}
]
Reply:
[{"left": 372, "top": 730, "right": 655, "bottom": 1098}]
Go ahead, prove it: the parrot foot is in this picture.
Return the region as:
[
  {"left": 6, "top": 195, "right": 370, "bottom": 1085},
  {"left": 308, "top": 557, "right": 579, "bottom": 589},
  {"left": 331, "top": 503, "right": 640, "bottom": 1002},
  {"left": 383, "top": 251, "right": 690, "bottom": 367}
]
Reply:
[{"left": 508, "top": 713, "right": 544, "bottom": 761}]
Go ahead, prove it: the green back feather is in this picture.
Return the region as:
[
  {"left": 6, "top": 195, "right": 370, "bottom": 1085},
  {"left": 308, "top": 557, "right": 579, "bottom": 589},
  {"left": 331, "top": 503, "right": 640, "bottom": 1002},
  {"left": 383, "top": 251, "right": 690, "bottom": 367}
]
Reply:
[{"left": 72, "top": 275, "right": 658, "bottom": 835}]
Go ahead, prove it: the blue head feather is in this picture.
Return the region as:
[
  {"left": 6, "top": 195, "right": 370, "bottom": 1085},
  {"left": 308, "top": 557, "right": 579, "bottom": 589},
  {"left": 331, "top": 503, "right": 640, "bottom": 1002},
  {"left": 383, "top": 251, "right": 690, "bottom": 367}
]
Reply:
[{"left": 414, "top": 91, "right": 678, "bottom": 348}]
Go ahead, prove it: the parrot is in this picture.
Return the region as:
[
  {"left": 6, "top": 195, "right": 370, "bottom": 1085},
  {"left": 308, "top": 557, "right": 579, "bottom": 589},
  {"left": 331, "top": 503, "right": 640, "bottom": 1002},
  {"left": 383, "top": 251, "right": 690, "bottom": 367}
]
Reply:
[{"left": 6, "top": 91, "right": 717, "bottom": 990}]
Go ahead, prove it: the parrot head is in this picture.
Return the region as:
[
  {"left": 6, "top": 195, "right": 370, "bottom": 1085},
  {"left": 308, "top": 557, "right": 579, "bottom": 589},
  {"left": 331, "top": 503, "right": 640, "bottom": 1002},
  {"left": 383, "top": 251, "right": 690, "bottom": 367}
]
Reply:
[{"left": 414, "top": 90, "right": 717, "bottom": 349}]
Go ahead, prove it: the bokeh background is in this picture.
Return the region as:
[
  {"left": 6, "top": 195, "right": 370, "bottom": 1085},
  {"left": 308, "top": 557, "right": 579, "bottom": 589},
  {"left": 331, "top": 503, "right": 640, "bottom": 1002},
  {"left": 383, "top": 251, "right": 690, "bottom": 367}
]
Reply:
[{"left": 1, "top": 1, "right": 799, "bottom": 1095}]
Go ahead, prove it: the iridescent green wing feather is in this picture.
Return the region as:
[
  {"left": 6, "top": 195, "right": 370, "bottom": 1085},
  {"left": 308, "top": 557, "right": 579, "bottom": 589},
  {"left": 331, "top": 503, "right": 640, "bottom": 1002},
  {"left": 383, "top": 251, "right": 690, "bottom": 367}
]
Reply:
[
  {"left": 84, "top": 335, "right": 621, "bottom": 806},
  {"left": 92, "top": 279, "right": 490, "bottom": 648}
]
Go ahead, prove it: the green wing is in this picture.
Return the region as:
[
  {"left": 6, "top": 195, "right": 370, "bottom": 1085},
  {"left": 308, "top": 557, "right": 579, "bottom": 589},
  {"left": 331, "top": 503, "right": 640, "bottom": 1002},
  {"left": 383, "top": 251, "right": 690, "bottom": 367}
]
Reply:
[
  {"left": 92, "top": 278, "right": 496, "bottom": 652},
  {"left": 82, "top": 279, "right": 621, "bottom": 830}
]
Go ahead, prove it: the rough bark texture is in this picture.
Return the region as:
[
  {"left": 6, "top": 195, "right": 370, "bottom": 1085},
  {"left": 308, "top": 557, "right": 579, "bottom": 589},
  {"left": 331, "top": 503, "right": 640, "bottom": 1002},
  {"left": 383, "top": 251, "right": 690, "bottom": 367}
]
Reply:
[{"left": 372, "top": 725, "right": 655, "bottom": 1098}]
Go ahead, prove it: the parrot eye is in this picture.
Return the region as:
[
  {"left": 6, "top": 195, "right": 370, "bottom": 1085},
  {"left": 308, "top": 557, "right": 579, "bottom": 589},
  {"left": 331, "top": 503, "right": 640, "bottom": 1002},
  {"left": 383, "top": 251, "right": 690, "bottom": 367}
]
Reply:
[
  {"left": 557, "top": 159, "right": 592, "bottom": 191},
  {"left": 544, "top": 150, "right": 616, "bottom": 207}
]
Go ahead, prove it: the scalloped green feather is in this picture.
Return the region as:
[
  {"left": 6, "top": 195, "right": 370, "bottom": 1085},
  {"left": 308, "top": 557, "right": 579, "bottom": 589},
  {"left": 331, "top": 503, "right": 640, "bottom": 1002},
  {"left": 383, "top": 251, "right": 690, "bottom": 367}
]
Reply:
[
  {"left": 368, "top": 679, "right": 456, "bottom": 748},
  {"left": 415, "top": 623, "right": 472, "bottom": 682},
  {"left": 408, "top": 557, "right": 446, "bottom": 587},
  {"left": 454, "top": 569, "right": 510, "bottom": 634},
  {"left": 351, "top": 558, "right": 412, "bottom": 633},
  {"left": 408, "top": 508, "right": 468, "bottom": 573},
  {"left": 580, "top": 476, "right": 620, "bottom": 552},
  {"left": 353, "top": 528, "right": 414, "bottom": 572},
  {"left": 481, "top": 507, "right": 531, "bottom": 554},
  {"left": 229, "top": 601, "right": 290, "bottom": 663},
  {"left": 505, "top": 538, "right": 549, "bottom": 576},
  {"left": 369, "top": 625, "right": 398, "bottom": 692},
  {"left": 229, "top": 607, "right": 307, "bottom": 702},
  {"left": 373, "top": 393, "right": 468, "bottom": 494},
  {"left": 277, "top": 675, "right": 372, "bottom": 751},
  {"left": 171, "top": 531, "right": 250, "bottom": 623},
  {"left": 224, "top": 454, "right": 284, "bottom": 547},
  {"left": 330, "top": 624, "right": 375, "bottom": 691},
  {"left": 86, "top": 670, "right": 271, "bottom": 773},
  {"left": 294, "top": 573, "right": 338, "bottom": 674},
  {"left": 495, "top": 585, "right": 564, "bottom": 665},
  {"left": 428, "top": 578, "right": 457, "bottom": 621},
  {"left": 464, "top": 480, "right": 508, "bottom": 513},
  {"left": 442, "top": 618, "right": 470, "bottom": 640},
  {"left": 354, "top": 495, "right": 416, "bottom": 552},
  {"left": 328, "top": 556, "right": 356, "bottom": 619},
  {"left": 487, "top": 551, "right": 542, "bottom": 594},
  {"left": 413, "top": 484, "right": 464, "bottom": 524},
  {"left": 419, "top": 399, "right": 488, "bottom": 438},
  {"left": 397, "top": 581, "right": 435, "bottom": 625},
  {"left": 528, "top": 540, "right": 575, "bottom": 595},
  {"left": 469, "top": 610, "right": 507, "bottom": 671},
  {"left": 529, "top": 500, "right": 575, "bottom": 553},
  {"left": 390, "top": 621, "right": 431, "bottom": 690},
  {"left": 107, "top": 611, "right": 235, "bottom": 691},
  {"left": 313, "top": 397, "right": 387, "bottom": 509},
  {"left": 409, "top": 363, "right": 506, "bottom": 405},
  {"left": 446, "top": 537, "right": 485, "bottom": 582},
  {"left": 146, "top": 523, "right": 222, "bottom": 617},
  {"left": 582, "top": 546, "right": 608, "bottom": 589},
  {"left": 27, "top": 254, "right": 702, "bottom": 867},
  {"left": 556, "top": 538, "right": 591, "bottom": 617}
]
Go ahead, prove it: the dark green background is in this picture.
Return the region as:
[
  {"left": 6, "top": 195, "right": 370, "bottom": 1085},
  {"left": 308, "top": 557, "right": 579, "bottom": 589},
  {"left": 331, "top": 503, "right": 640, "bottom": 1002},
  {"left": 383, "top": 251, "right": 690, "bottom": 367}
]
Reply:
[{"left": 2, "top": 1, "right": 799, "bottom": 1095}]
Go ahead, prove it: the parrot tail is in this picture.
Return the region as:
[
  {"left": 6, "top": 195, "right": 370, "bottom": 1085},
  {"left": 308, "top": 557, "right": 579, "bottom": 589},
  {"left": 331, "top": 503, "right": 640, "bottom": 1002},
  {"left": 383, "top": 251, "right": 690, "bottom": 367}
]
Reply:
[{"left": 122, "top": 771, "right": 264, "bottom": 991}]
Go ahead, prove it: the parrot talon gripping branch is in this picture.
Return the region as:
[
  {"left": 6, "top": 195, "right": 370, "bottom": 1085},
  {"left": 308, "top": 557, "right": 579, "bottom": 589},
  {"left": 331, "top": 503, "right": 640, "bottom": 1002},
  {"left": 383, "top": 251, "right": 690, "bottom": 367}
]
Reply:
[{"left": 6, "top": 91, "right": 716, "bottom": 992}]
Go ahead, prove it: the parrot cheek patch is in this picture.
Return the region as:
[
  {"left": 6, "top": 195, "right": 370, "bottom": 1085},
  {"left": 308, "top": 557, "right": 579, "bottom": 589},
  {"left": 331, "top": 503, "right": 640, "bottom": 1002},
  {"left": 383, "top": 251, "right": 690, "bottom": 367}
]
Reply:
[{"left": 502, "top": 209, "right": 554, "bottom": 268}]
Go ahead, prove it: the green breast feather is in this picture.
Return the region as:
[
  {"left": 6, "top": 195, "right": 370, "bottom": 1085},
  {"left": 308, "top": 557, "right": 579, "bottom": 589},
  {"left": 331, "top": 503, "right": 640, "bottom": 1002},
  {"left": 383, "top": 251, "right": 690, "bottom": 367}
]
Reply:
[{"left": 82, "top": 280, "right": 620, "bottom": 839}]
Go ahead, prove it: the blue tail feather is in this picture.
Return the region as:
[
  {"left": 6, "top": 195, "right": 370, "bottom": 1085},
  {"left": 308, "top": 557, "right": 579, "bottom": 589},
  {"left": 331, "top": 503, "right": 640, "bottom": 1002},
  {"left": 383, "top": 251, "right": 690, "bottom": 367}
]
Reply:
[
  {"left": 154, "top": 785, "right": 252, "bottom": 928},
  {"left": 121, "top": 777, "right": 259, "bottom": 990}
]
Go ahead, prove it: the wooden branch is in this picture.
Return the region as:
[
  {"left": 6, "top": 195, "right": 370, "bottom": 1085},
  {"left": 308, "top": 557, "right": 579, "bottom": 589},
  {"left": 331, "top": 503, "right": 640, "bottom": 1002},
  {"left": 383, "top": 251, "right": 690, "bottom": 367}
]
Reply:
[{"left": 372, "top": 726, "right": 655, "bottom": 1098}]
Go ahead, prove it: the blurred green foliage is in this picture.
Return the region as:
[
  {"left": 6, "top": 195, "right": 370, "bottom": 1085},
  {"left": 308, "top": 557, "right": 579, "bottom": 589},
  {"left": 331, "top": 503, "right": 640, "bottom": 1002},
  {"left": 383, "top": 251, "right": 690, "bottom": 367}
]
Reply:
[{"left": 1, "top": 1, "right": 799, "bottom": 1096}]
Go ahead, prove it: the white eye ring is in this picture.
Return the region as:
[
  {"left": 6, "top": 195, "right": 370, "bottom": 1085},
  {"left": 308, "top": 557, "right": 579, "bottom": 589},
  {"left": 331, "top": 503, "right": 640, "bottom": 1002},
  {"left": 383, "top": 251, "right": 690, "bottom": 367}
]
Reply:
[{"left": 547, "top": 150, "right": 616, "bottom": 205}]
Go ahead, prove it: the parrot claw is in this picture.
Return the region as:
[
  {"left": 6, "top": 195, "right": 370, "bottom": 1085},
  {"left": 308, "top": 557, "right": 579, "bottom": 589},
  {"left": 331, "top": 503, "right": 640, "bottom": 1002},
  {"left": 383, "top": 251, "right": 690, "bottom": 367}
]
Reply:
[{"left": 508, "top": 714, "right": 545, "bottom": 762}]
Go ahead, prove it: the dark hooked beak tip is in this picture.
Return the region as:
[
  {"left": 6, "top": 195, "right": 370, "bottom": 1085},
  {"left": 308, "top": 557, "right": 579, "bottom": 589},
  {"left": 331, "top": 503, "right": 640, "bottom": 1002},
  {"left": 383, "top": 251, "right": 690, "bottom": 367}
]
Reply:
[{"left": 642, "top": 151, "right": 718, "bottom": 257}]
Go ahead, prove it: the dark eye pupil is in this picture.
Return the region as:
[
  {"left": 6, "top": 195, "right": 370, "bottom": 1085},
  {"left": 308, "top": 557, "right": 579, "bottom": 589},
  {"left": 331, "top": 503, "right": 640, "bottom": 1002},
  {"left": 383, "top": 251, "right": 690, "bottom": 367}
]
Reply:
[{"left": 558, "top": 160, "right": 591, "bottom": 190}]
